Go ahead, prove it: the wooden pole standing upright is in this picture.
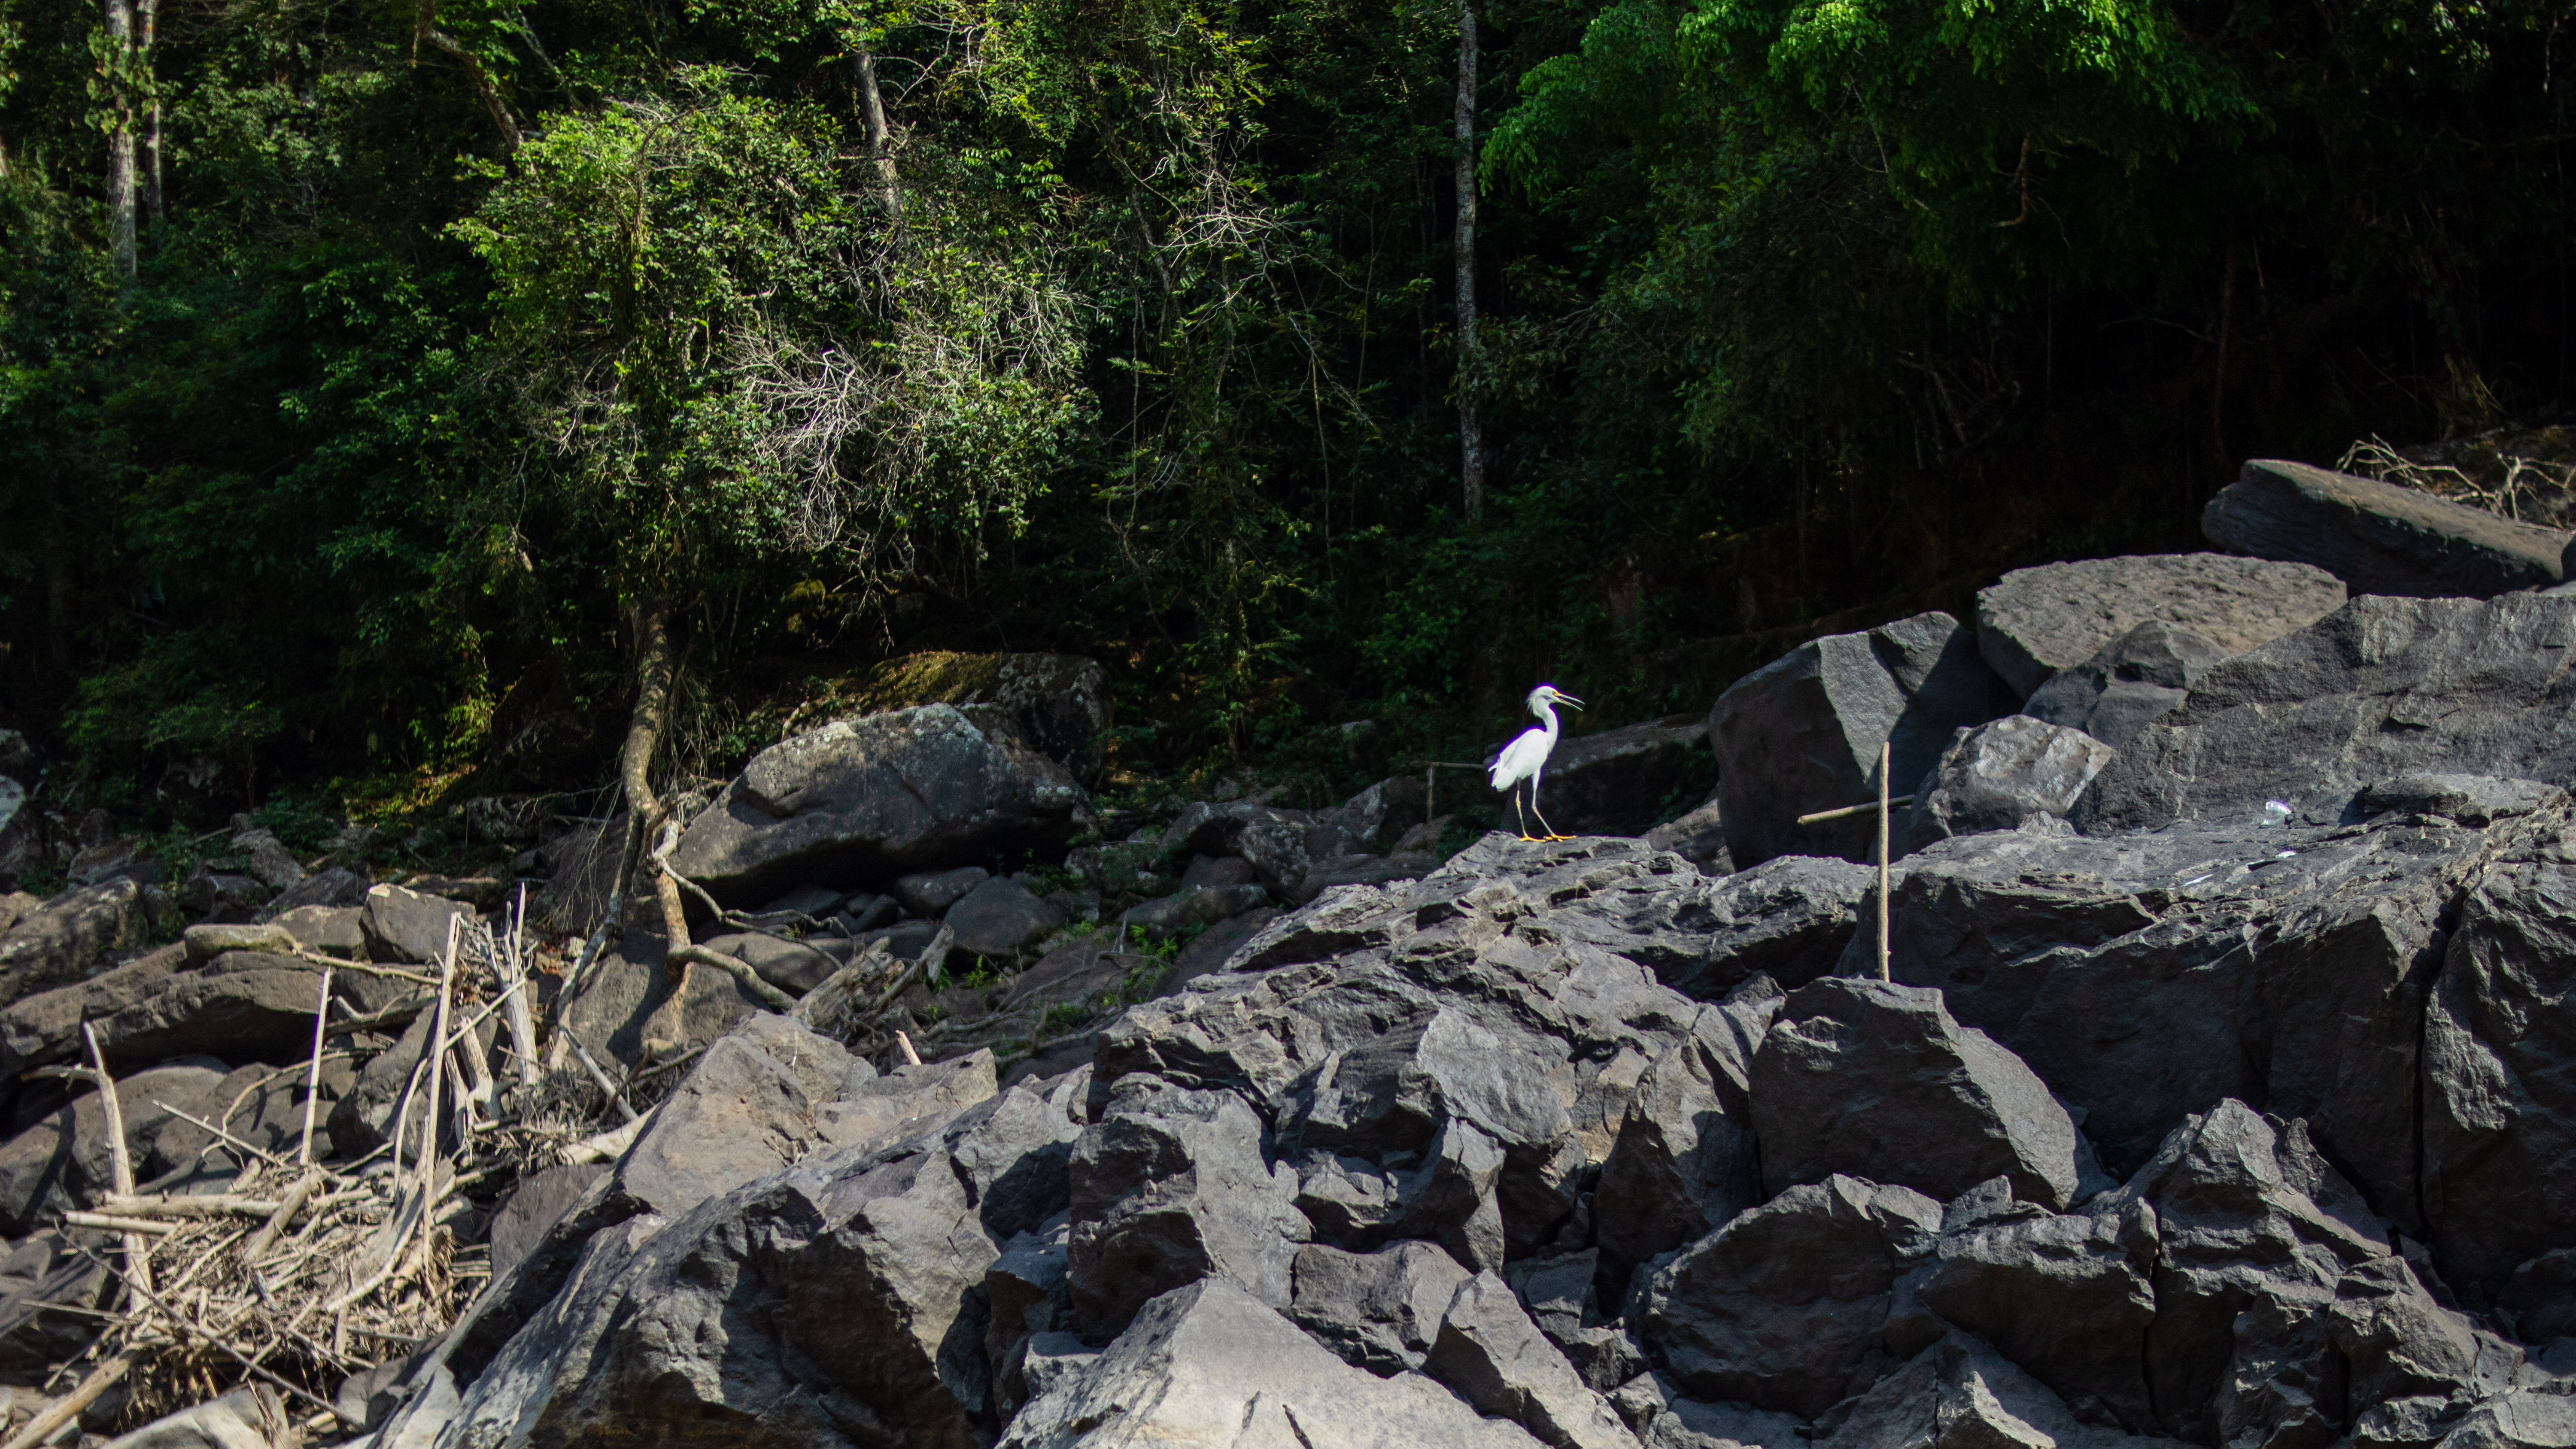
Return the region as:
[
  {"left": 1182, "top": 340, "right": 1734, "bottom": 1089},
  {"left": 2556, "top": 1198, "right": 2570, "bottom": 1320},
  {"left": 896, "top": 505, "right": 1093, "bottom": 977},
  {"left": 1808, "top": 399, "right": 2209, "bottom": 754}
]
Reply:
[{"left": 1877, "top": 741, "right": 1891, "bottom": 981}]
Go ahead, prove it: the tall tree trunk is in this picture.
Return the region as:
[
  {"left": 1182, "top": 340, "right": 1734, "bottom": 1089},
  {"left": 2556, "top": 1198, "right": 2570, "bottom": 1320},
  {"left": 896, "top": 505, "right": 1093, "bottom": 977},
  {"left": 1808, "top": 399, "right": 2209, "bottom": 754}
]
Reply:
[
  {"left": 855, "top": 47, "right": 901, "bottom": 222},
  {"left": 103, "top": 0, "right": 136, "bottom": 280},
  {"left": 139, "top": 0, "right": 160, "bottom": 234},
  {"left": 620, "top": 594, "right": 698, "bottom": 1063},
  {"left": 1454, "top": 0, "right": 1483, "bottom": 522}
]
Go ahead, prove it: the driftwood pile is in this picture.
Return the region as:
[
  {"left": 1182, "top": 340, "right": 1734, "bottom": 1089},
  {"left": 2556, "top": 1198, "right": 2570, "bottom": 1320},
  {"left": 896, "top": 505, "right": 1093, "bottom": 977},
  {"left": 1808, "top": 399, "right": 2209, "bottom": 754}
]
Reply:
[{"left": 8, "top": 884, "right": 948, "bottom": 1446}]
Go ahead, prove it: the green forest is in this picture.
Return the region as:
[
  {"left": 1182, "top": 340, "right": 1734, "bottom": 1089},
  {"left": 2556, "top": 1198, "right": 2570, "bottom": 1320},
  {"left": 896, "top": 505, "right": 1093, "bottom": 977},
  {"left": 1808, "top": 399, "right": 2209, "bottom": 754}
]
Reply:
[{"left": 0, "top": 0, "right": 2568, "bottom": 825}]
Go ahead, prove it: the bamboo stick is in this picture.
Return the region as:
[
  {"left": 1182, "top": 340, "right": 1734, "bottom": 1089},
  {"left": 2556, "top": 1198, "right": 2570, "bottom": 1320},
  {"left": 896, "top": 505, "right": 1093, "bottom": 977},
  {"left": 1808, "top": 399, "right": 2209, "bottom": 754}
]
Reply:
[{"left": 1877, "top": 740, "right": 1892, "bottom": 982}]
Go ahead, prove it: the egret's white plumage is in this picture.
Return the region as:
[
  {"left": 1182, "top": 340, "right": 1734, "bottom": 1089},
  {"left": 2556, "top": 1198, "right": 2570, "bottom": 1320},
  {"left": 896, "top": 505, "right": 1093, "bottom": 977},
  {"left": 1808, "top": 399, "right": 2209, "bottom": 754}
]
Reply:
[{"left": 1488, "top": 683, "right": 1583, "bottom": 839}]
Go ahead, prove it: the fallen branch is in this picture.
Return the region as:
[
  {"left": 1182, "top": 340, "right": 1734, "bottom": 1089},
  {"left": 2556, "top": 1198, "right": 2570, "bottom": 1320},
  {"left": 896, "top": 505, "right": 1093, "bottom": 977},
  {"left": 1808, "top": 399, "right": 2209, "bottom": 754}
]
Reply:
[
  {"left": 668, "top": 944, "right": 799, "bottom": 1010},
  {"left": 0, "top": 1355, "right": 127, "bottom": 1449}
]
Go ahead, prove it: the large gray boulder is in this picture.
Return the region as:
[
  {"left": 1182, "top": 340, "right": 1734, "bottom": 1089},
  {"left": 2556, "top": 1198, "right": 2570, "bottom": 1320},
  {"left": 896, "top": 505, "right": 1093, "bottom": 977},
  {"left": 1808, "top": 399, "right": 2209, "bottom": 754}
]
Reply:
[
  {"left": 1427, "top": 1269, "right": 1641, "bottom": 1448},
  {"left": 1290, "top": 1240, "right": 1474, "bottom": 1376},
  {"left": 1973, "top": 552, "right": 2346, "bottom": 699},
  {"left": 2090, "top": 1100, "right": 2391, "bottom": 1443},
  {"left": 359, "top": 883, "right": 473, "bottom": 965},
  {"left": 1914, "top": 1180, "right": 2160, "bottom": 1429},
  {"left": 1592, "top": 984, "right": 1779, "bottom": 1275},
  {"left": 0, "top": 1059, "right": 231, "bottom": 1233},
  {"left": 2202, "top": 457, "right": 2568, "bottom": 598},
  {"left": 1535, "top": 713, "right": 1710, "bottom": 838},
  {"left": 838, "top": 649, "right": 1114, "bottom": 781},
  {"left": 670, "top": 703, "right": 1086, "bottom": 906},
  {"left": 997, "top": 1278, "right": 1546, "bottom": 1449},
  {"left": 1661, "top": 858, "right": 1868, "bottom": 1000},
  {"left": 0, "top": 879, "right": 140, "bottom": 1001},
  {"left": 1635, "top": 1173, "right": 1941, "bottom": 1419},
  {"left": 2424, "top": 853, "right": 2576, "bottom": 1304},
  {"left": 1854, "top": 802, "right": 2550, "bottom": 1232},
  {"left": 1710, "top": 611, "right": 2011, "bottom": 869},
  {"left": 2075, "top": 594, "right": 2576, "bottom": 834},
  {"left": 1066, "top": 1077, "right": 1309, "bottom": 1335},
  {"left": 1904, "top": 714, "right": 2115, "bottom": 851},
  {"left": 1818, "top": 1332, "right": 2173, "bottom": 1449},
  {"left": 1749, "top": 977, "right": 2093, "bottom": 1210},
  {"left": 946, "top": 874, "right": 1068, "bottom": 957},
  {"left": 2023, "top": 619, "right": 2234, "bottom": 747},
  {"left": 97, "top": 952, "right": 381, "bottom": 1070}
]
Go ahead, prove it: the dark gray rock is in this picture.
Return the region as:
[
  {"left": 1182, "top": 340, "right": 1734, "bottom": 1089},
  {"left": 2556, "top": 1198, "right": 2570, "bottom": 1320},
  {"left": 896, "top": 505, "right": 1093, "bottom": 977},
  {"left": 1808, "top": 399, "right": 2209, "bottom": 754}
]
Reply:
[
  {"left": 946, "top": 874, "right": 1068, "bottom": 957},
  {"left": 2434, "top": 1391, "right": 2576, "bottom": 1448},
  {"left": 0, "top": 879, "right": 140, "bottom": 1001},
  {"left": 269, "top": 902, "right": 365, "bottom": 954},
  {"left": 1605, "top": 1376, "right": 1807, "bottom": 1449},
  {"left": 98, "top": 953, "right": 388, "bottom": 1070},
  {"left": 1642, "top": 794, "right": 1730, "bottom": 873},
  {"left": 1593, "top": 985, "right": 1779, "bottom": 1275},
  {"left": 1539, "top": 713, "right": 1711, "bottom": 839},
  {"left": 490, "top": 1164, "right": 610, "bottom": 1284},
  {"left": 2202, "top": 457, "right": 2569, "bottom": 598},
  {"left": 1915, "top": 1183, "right": 2160, "bottom": 1429},
  {"left": 0, "top": 944, "right": 183, "bottom": 1077},
  {"left": 2089, "top": 1100, "right": 2388, "bottom": 1444},
  {"left": 897, "top": 865, "right": 990, "bottom": 915},
  {"left": 1294, "top": 1117, "right": 1509, "bottom": 1273},
  {"left": 1066, "top": 1077, "right": 1309, "bottom": 1336},
  {"left": 1661, "top": 857, "right": 1869, "bottom": 1000},
  {"left": 1119, "top": 882, "right": 1270, "bottom": 940},
  {"left": 1817, "top": 1332, "right": 2169, "bottom": 1449},
  {"left": 1291, "top": 1239, "right": 1473, "bottom": 1375},
  {"left": 262, "top": 865, "right": 366, "bottom": 916},
  {"left": 1151, "top": 905, "right": 1279, "bottom": 997},
  {"left": 1751, "top": 976, "right": 2091, "bottom": 1210},
  {"left": 1325, "top": 778, "right": 1432, "bottom": 855},
  {"left": 1636, "top": 1173, "right": 1941, "bottom": 1419},
  {"left": 2075, "top": 594, "right": 2576, "bottom": 834},
  {"left": 0, "top": 1060, "right": 231, "bottom": 1234},
  {"left": 2424, "top": 853, "right": 2576, "bottom": 1303},
  {"left": 1854, "top": 806, "right": 2535, "bottom": 1230},
  {"left": 996, "top": 1278, "right": 1548, "bottom": 1448},
  {"left": 2326, "top": 1255, "right": 2524, "bottom": 1446},
  {"left": 555, "top": 928, "right": 779, "bottom": 1069},
  {"left": 0, "top": 1229, "right": 112, "bottom": 1373},
  {"left": 1975, "top": 552, "right": 2346, "bottom": 699},
  {"left": 155, "top": 1057, "right": 359, "bottom": 1169},
  {"left": 2360, "top": 772, "right": 2567, "bottom": 828},
  {"left": 843, "top": 649, "right": 1113, "bottom": 780},
  {"left": 327, "top": 1010, "right": 444, "bottom": 1159},
  {"left": 359, "top": 883, "right": 472, "bottom": 964},
  {"left": 1298, "top": 853, "right": 1435, "bottom": 904},
  {"left": 1904, "top": 715, "right": 2115, "bottom": 851},
  {"left": 1180, "top": 854, "right": 1261, "bottom": 890},
  {"left": 693, "top": 930, "right": 849, "bottom": 995},
  {"left": 2023, "top": 620, "right": 2234, "bottom": 748},
  {"left": 670, "top": 703, "right": 1086, "bottom": 906},
  {"left": 1710, "top": 611, "right": 2012, "bottom": 869},
  {"left": 1428, "top": 1268, "right": 1641, "bottom": 1448},
  {"left": 1163, "top": 800, "right": 1315, "bottom": 891},
  {"left": 984, "top": 1218, "right": 1072, "bottom": 1421}
]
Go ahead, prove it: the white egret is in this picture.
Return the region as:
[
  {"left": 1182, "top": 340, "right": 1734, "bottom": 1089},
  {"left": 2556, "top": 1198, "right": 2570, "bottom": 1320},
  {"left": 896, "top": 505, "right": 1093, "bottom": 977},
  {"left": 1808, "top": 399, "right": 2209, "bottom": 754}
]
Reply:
[{"left": 1488, "top": 683, "right": 1583, "bottom": 840}]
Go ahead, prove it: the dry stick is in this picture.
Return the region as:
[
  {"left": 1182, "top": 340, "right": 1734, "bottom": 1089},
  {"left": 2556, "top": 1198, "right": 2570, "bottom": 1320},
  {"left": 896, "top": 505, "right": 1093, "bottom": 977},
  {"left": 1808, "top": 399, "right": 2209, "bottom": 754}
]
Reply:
[
  {"left": 1877, "top": 740, "right": 1892, "bottom": 983},
  {"left": 499, "top": 885, "right": 541, "bottom": 1088},
  {"left": 416, "top": 915, "right": 459, "bottom": 1200},
  {"left": 98, "top": 1255, "right": 339, "bottom": 1417},
  {"left": 100, "top": 1194, "right": 283, "bottom": 1219},
  {"left": 1796, "top": 795, "right": 1915, "bottom": 826},
  {"left": 667, "top": 944, "right": 797, "bottom": 1010},
  {"left": 563, "top": 1033, "right": 640, "bottom": 1124},
  {"left": 0, "top": 1356, "right": 128, "bottom": 1449},
  {"left": 894, "top": 1031, "right": 922, "bottom": 1066},
  {"left": 385, "top": 1056, "right": 428, "bottom": 1191},
  {"left": 60, "top": 1211, "right": 179, "bottom": 1235},
  {"left": 239, "top": 1175, "right": 318, "bottom": 1264},
  {"left": 301, "top": 966, "right": 332, "bottom": 1167},
  {"left": 287, "top": 950, "right": 440, "bottom": 987},
  {"left": 80, "top": 1024, "right": 150, "bottom": 1301}
]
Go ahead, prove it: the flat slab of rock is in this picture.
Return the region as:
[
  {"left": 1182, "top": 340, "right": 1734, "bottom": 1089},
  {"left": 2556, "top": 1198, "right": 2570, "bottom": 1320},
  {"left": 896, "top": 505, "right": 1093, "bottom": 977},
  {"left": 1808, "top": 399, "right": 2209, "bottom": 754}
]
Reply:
[
  {"left": 360, "top": 884, "right": 473, "bottom": 964},
  {"left": 1538, "top": 714, "right": 1710, "bottom": 838},
  {"left": 2074, "top": 594, "right": 2576, "bottom": 833},
  {"left": 0, "top": 1060, "right": 231, "bottom": 1233},
  {"left": 999, "top": 1278, "right": 1546, "bottom": 1449},
  {"left": 1710, "top": 611, "right": 2011, "bottom": 869},
  {"left": 947, "top": 875, "right": 1068, "bottom": 957},
  {"left": 671, "top": 703, "right": 1086, "bottom": 906},
  {"left": 1975, "top": 552, "right": 2346, "bottom": 698},
  {"left": 1663, "top": 858, "right": 1869, "bottom": 1000},
  {"left": 2202, "top": 457, "right": 2568, "bottom": 598}
]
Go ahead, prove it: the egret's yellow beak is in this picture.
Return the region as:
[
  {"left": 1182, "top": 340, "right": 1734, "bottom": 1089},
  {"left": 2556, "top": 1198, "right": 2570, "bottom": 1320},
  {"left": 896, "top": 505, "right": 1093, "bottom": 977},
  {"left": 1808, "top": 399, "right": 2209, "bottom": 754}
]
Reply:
[{"left": 1558, "top": 693, "right": 1585, "bottom": 709}]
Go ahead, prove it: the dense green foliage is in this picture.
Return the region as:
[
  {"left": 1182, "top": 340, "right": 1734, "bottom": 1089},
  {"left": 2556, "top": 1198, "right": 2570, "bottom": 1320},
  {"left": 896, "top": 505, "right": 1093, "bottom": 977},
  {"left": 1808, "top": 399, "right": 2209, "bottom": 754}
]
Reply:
[{"left": 0, "top": 0, "right": 2569, "bottom": 815}]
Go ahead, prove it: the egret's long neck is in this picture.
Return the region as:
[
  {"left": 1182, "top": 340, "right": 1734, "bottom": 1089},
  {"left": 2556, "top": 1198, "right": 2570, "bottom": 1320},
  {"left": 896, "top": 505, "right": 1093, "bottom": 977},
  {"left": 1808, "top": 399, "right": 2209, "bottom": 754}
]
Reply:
[{"left": 1536, "top": 700, "right": 1561, "bottom": 743}]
